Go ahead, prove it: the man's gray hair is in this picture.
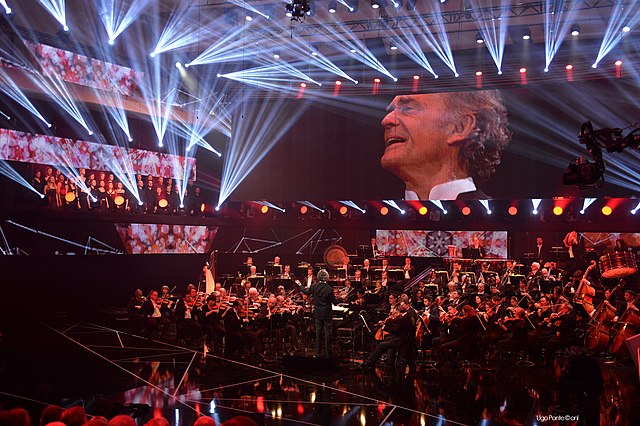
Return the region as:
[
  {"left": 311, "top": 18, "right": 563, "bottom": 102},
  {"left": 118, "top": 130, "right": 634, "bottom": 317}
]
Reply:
[{"left": 317, "top": 269, "right": 330, "bottom": 282}]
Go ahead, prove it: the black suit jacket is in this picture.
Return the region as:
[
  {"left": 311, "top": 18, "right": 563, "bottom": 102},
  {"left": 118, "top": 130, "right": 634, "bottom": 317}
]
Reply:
[{"left": 301, "top": 280, "right": 339, "bottom": 320}]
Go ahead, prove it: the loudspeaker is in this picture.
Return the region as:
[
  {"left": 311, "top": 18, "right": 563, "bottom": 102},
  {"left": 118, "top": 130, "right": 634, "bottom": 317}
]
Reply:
[{"left": 281, "top": 355, "right": 338, "bottom": 371}]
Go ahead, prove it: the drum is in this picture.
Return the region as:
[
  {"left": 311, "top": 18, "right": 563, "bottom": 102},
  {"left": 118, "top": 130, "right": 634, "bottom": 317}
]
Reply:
[
  {"left": 600, "top": 252, "right": 637, "bottom": 279},
  {"left": 609, "top": 310, "right": 640, "bottom": 355},
  {"left": 323, "top": 245, "right": 348, "bottom": 269},
  {"left": 158, "top": 199, "right": 169, "bottom": 209},
  {"left": 64, "top": 192, "right": 76, "bottom": 203},
  {"left": 114, "top": 195, "right": 125, "bottom": 206}
]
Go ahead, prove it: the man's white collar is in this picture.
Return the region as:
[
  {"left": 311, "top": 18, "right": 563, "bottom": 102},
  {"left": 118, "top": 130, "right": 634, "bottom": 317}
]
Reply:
[{"left": 404, "top": 177, "right": 476, "bottom": 200}]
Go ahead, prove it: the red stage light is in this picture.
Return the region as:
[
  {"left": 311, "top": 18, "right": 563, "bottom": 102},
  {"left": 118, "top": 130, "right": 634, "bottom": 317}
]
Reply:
[
  {"left": 380, "top": 206, "right": 389, "bottom": 215},
  {"left": 565, "top": 64, "right": 573, "bottom": 70},
  {"left": 413, "top": 75, "right": 420, "bottom": 80},
  {"left": 461, "top": 206, "right": 471, "bottom": 216},
  {"left": 508, "top": 206, "right": 518, "bottom": 216},
  {"left": 339, "top": 206, "right": 348, "bottom": 215},
  {"left": 615, "top": 60, "right": 623, "bottom": 67},
  {"left": 475, "top": 71, "right": 483, "bottom": 76},
  {"left": 519, "top": 67, "right": 527, "bottom": 73},
  {"left": 374, "top": 78, "right": 381, "bottom": 83},
  {"left": 300, "top": 82, "right": 307, "bottom": 88},
  {"left": 335, "top": 80, "right": 342, "bottom": 85},
  {"left": 300, "top": 205, "right": 308, "bottom": 214},
  {"left": 260, "top": 205, "right": 269, "bottom": 214}
]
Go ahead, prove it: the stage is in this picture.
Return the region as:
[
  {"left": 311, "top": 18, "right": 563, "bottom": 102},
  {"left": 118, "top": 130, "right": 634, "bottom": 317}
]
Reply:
[{"left": 1, "top": 314, "right": 638, "bottom": 426}]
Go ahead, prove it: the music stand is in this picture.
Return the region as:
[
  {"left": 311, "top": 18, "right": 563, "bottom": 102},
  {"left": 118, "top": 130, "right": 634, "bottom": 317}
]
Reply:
[
  {"left": 539, "top": 279, "right": 555, "bottom": 294},
  {"left": 462, "top": 248, "right": 481, "bottom": 259}
]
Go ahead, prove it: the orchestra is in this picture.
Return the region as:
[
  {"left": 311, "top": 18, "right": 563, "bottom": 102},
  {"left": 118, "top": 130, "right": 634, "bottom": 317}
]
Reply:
[{"left": 126, "top": 241, "right": 639, "bottom": 370}]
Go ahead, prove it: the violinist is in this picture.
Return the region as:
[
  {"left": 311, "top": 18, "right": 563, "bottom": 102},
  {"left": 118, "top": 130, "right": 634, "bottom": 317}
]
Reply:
[
  {"left": 434, "top": 305, "right": 480, "bottom": 363},
  {"left": 542, "top": 302, "right": 576, "bottom": 365},
  {"left": 386, "top": 293, "right": 399, "bottom": 315},
  {"left": 350, "top": 290, "right": 368, "bottom": 312},
  {"left": 127, "top": 289, "right": 147, "bottom": 328},
  {"left": 275, "top": 295, "right": 300, "bottom": 351},
  {"left": 339, "top": 280, "right": 356, "bottom": 303},
  {"left": 175, "top": 294, "right": 202, "bottom": 347},
  {"left": 224, "top": 300, "right": 262, "bottom": 358},
  {"left": 202, "top": 295, "right": 224, "bottom": 353},
  {"left": 141, "top": 291, "right": 171, "bottom": 338},
  {"left": 360, "top": 299, "right": 414, "bottom": 369},
  {"left": 493, "top": 307, "right": 528, "bottom": 360},
  {"left": 159, "top": 285, "right": 177, "bottom": 318}
]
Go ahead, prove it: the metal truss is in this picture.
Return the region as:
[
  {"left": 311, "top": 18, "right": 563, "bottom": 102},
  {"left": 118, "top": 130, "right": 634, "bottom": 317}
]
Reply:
[
  {"left": 239, "top": 0, "right": 620, "bottom": 40},
  {"left": 226, "top": 227, "right": 342, "bottom": 254}
]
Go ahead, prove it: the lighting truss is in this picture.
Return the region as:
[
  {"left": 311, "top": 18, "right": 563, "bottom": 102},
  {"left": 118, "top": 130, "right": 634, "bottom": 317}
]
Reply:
[{"left": 593, "top": 2, "right": 640, "bottom": 67}]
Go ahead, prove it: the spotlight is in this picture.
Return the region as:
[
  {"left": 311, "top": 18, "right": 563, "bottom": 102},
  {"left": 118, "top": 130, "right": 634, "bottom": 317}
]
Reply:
[
  {"left": 328, "top": 1, "right": 337, "bottom": 13},
  {"left": 339, "top": 206, "right": 348, "bottom": 215},
  {"left": 380, "top": 206, "right": 389, "bottom": 215},
  {"left": 544, "top": 67, "right": 549, "bottom": 72},
  {"left": 553, "top": 206, "right": 563, "bottom": 216},
  {"left": 273, "top": 52, "right": 280, "bottom": 59},
  {"left": 413, "top": 75, "right": 420, "bottom": 80},
  {"left": 373, "top": 78, "right": 381, "bottom": 83},
  {"left": 602, "top": 206, "right": 612, "bottom": 216},
  {"left": 476, "top": 32, "right": 484, "bottom": 44},
  {"left": 108, "top": 38, "right": 115, "bottom": 46},
  {"left": 566, "top": 64, "right": 573, "bottom": 70},
  {"left": 246, "top": 13, "right": 253, "bottom": 21},
  {"left": 522, "top": 28, "right": 531, "bottom": 40},
  {"left": 300, "top": 82, "right": 307, "bottom": 88},
  {"left": 300, "top": 205, "right": 308, "bottom": 214},
  {"left": 622, "top": 26, "right": 630, "bottom": 33},
  {"left": 519, "top": 67, "right": 527, "bottom": 73},
  {"left": 571, "top": 24, "right": 580, "bottom": 36},
  {"left": 371, "top": 0, "right": 381, "bottom": 9},
  {"left": 63, "top": 25, "right": 69, "bottom": 32},
  {"left": 175, "top": 61, "right": 182, "bottom": 68},
  {"left": 335, "top": 80, "right": 342, "bottom": 85},
  {"left": 150, "top": 52, "right": 156, "bottom": 58},
  {"left": 418, "top": 206, "right": 428, "bottom": 215},
  {"left": 260, "top": 205, "right": 269, "bottom": 214},
  {"left": 39, "top": 193, "right": 45, "bottom": 199},
  {"left": 461, "top": 206, "right": 471, "bottom": 216},
  {"left": 508, "top": 206, "right": 518, "bottom": 216},
  {"left": 349, "top": 48, "right": 356, "bottom": 53},
  {"left": 531, "top": 199, "right": 542, "bottom": 214},
  {"left": 615, "top": 60, "right": 623, "bottom": 66},
  {"left": 389, "top": 40, "right": 397, "bottom": 51},
  {"left": 475, "top": 71, "right": 482, "bottom": 76},
  {"left": 348, "top": 0, "right": 359, "bottom": 13},
  {"left": 631, "top": 201, "right": 640, "bottom": 214}
]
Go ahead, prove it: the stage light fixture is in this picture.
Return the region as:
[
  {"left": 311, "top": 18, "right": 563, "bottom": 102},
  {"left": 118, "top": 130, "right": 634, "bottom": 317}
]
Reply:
[
  {"left": 553, "top": 206, "right": 563, "bottom": 215},
  {"left": 245, "top": 13, "right": 253, "bottom": 21},
  {"left": 389, "top": 40, "right": 398, "bottom": 51},
  {"left": 328, "top": 1, "right": 337, "bottom": 13},
  {"left": 531, "top": 199, "right": 542, "bottom": 214},
  {"left": 476, "top": 32, "right": 484, "bottom": 44},
  {"left": 519, "top": 67, "right": 527, "bottom": 73},
  {"left": 615, "top": 60, "right": 623, "bottom": 66},
  {"left": 418, "top": 206, "right": 428, "bottom": 215},
  {"left": 522, "top": 28, "right": 531, "bottom": 40},
  {"left": 622, "top": 26, "right": 630, "bottom": 33},
  {"left": 476, "top": 71, "right": 482, "bottom": 76},
  {"left": 580, "top": 198, "right": 596, "bottom": 214},
  {"left": 380, "top": 206, "right": 389, "bottom": 215},
  {"left": 461, "top": 206, "right": 471, "bottom": 216},
  {"left": 631, "top": 201, "right": 640, "bottom": 214},
  {"left": 373, "top": 78, "right": 381, "bottom": 83},
  {"left": 571, "top": 25, "right": 580, "bottom": 36},
  {"left": 405, "top": 0, "right": 415, "bottom": 10},
  {"left": 479, "top": 199, "right": 491, "bottom": 214},
  {"left": 273, "top": 52, "right": 280, "bottom": 59},
  {"left": 508, "top": 206, "right": 518, "bottom": 216},
  {"left": 300, "top": 205, "right": 308, "bottom": 214},
  {"left": 565, "top": 64, "right": 573, "bottom": 70},
  {"left": 260, "top": 205, "right": 269, "bottom": 214},
  {"left": 300, "top": 82, "right": 307, "bottom": 88},
  {"left": 602, "top": 206, "right": 612, "bottom": 216},
  {"left": 339, "top": 206, "right": 348, "bottom": 215},
  {"left": 371, "top": 0, "right": 381, "bottom": 9},
  {"left": 335, "top": 80, "right": 342, "bottom": 85},
  {"left": 413, "top": 75, "right": 420, "bottom": 80}
]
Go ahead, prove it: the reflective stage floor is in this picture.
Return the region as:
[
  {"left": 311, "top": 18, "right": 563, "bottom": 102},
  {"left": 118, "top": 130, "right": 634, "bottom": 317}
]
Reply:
[{"left": 0, "top": 318, "right": 638, "bottom": 426}]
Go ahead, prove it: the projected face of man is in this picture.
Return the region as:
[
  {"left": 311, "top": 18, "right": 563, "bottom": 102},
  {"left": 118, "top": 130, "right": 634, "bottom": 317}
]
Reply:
[{"left": 381, "top": 93, "right": 475, "bottom": 198}]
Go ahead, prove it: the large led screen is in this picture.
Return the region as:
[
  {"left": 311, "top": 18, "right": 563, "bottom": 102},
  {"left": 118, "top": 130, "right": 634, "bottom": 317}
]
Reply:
[
  {"left": 230, "top": 80, "right": 640, "bottom": 201},
  {"left": 115, "top": 224, "right": 217, "bottom": 254},
  {"left": 376, "top": 230, "right": 508, "bottom": 259}
]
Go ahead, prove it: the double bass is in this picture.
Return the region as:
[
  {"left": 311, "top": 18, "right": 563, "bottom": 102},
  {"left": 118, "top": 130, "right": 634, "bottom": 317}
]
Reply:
[
  {"left": 585, "top": 282, "right": 623, "bottom": 352},
  {"left": 574, "top": 261, "right": 597, "bottom": 315},
  {"left": 609, "top": 294, "right": 640, "bottom": 355}
]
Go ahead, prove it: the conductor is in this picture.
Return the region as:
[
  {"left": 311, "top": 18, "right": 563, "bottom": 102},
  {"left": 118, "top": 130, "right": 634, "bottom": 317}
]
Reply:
[{"left": 299, "top": 269, "right": 339, "bottom": 357}]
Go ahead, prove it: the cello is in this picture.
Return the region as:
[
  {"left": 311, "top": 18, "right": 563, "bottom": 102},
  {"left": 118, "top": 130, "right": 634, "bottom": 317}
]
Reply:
[
  {"left": 609, "top": 294, "right": 640, "bottom": 355},
  {"left": 585, "top": 282, "right": 623, "bottom": 352}
]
